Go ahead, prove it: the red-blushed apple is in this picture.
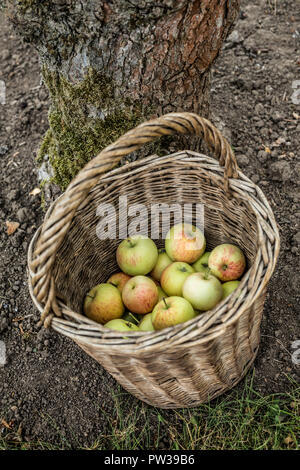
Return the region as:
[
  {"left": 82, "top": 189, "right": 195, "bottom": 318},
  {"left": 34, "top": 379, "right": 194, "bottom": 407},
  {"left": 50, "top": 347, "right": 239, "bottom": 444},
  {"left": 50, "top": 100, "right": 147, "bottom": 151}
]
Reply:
[
  {"left": 148, "top": 279, "right": 166, "bottom": 303},
  {"left": 208, "top": 244, "right": 246, "bottom": 281},
  {"left": 107, "top": 272, "right": 131, "bottom": 293},
  {"left": 105, "top": 319, "right": 140, "bottom": 332},
  {"left": 160, "top": 261, "right": 194, "bottom": 297},
  {"left": 222, "top": 280, "right": 240, "bottom": 300},
  {"left": 122, "top": 275, "right": 159, "bottom": 314},
  {"left": 151, "top": 296, "right": 196, "bottom": 330},
  {"left": 182, "top": 272, "right": 223, "bottom": 311},
  {"left": 192, "top": 251, "right": 211, "bottom": 273},
  {"left": 150, "top": 248, "right": 172, "bottom": 281},
  {"left": 165, "top": 223, "right": 206, "bottom": 264},
  {"left": 84, "top": 283, "right": 124, "bottom": 324},
  {"left": 139, "top": 313, "right": 155, "bottom": 332},
  {"left": 116, "top": 235, "right": 158, "bottom": 276}
]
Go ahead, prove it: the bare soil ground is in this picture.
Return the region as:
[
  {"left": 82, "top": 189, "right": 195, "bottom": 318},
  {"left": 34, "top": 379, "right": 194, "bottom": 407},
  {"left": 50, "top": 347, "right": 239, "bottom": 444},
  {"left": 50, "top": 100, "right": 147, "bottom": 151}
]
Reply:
[{"left": 0, "top": 0, "right": 299, "bottom": 448}]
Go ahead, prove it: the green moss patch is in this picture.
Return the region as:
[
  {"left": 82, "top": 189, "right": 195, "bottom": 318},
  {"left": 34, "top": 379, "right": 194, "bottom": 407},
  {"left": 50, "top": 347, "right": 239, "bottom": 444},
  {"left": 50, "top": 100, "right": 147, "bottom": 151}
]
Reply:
[{"left": 38, "top": 67, "right": 149, "bottom": 190}]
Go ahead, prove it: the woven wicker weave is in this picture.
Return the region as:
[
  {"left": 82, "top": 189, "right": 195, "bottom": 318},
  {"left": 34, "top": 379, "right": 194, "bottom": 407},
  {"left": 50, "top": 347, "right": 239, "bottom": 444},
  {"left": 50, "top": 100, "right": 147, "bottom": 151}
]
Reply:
[{"left": 27, "top": 113, "right": 280, "bottom": 408}]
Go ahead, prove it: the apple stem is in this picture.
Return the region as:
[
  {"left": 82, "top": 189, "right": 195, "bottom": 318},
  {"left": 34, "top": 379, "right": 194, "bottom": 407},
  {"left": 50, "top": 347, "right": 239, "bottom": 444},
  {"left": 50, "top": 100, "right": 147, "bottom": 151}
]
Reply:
[
  {"left": 108, "top": 282, "right": 117, "bottom": 287},
  {"left": 204, "top": 268, "right": 211, "bottom": 280},
  {"left": 128, "top": 312, "right": 138, "bottom": 323},
  {"left": 163, "top": 297, "right": 168, "bottom": 309},
  {"left": 127, "top": 239, "right": 134, "bottom": 248},
  {"left": 86, "top": 294, "right": 94, "bottom": 300}
]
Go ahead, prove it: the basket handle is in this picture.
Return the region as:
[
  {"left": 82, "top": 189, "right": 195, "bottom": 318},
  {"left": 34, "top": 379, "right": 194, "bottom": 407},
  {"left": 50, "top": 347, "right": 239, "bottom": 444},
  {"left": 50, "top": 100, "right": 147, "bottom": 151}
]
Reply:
[{"left": 30, "top": 112, "right": 238, "bottom": 326}]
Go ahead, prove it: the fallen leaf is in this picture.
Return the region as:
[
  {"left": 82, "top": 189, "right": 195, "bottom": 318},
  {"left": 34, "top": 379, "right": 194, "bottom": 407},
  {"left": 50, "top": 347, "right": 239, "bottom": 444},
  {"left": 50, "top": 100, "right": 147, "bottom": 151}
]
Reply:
[
  {"left": 29, "top": 187, "right": 41, "bottom": 196},
  {"left": 284, "top": 435, "right": 294, "bottom": 445},
  {"left": 6, "top": 221, "right": 20, "bottom": 235},
  {"left": 17, "top": 423, "right": 22, "bottom": 436},
  {"left": 293, "top": 112, "right": 299, "bottom": 119},
  {"left": 1, "top": 419, "right": 12, "bottom": 429},
  {"left": 18, "top": 323, "right": 25, "bottom": 335},
  {"left": 264, "top": 146, "right": 271, "bottom": 153}
]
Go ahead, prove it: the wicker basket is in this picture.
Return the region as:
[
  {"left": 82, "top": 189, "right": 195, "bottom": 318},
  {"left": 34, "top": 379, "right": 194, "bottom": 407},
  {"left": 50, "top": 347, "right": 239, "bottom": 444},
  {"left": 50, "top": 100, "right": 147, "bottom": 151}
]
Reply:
[{"left": 28, "top": 113, "right": 280, "bottom": 409}]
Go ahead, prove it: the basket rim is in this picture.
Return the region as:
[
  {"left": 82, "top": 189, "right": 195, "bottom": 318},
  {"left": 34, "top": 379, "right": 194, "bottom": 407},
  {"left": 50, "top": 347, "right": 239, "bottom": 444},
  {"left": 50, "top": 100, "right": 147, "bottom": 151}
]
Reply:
[{"left": 27, "top": 150, "right": 280, "bottom": 352}]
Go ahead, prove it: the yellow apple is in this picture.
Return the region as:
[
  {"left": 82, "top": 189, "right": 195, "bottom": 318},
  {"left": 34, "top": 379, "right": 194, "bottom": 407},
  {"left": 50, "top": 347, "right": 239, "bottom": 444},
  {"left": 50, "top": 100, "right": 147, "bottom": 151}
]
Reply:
[
  {"left": 116, "top": 235, "right": 158, "bottom": 275},
  {"left": 192, "top": 251, "right": 211, "bottom": 273},
  {"left": 105, "top": 319, "right": 139, "bottom": 332},
  {"left": 152, "top": 296, "right": 196, "bottom": 330},
  {"left": 222, "top": 280, "right": 240, "bottom": 299},
  {"left": 182, "top": 272, "right": 222, "bottom": 311},
  {"left": 84, "top": 283, "right": 124, "bottom": 324},
  {"left": 157, "top": 285, "right": 167, "bottom": 302},
  {"left": 150, "top": 248, "right": 172, "bottom": 281},
  {"left": 107, "top": 272, "right": 131, "bottom": 293},
  {"left": 139, "top": 313, "right": 155, "bottom": 331}
]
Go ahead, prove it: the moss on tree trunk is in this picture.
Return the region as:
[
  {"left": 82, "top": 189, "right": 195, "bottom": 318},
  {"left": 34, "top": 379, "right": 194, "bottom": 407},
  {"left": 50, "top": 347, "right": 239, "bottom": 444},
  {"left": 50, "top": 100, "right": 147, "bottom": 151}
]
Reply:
[
  {"left": 6, "top": 0, "right": 240, "bottom": 189},
  {"left": 38, "top": 67, "right": 150, "bottom": 189}
]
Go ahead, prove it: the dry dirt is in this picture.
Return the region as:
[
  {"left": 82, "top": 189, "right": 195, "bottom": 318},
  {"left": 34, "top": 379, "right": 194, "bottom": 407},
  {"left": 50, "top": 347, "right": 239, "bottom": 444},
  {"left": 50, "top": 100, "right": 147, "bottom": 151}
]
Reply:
[{"left": 0, "top": 0, "right": 299, "bottom": 448}]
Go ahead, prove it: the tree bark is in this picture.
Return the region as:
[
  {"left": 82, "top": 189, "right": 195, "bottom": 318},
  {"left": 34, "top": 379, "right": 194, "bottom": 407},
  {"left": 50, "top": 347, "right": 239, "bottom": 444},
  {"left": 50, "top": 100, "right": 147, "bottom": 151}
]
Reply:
[{"left": 7, "top": 0, "right": 240, "bottom": 189}]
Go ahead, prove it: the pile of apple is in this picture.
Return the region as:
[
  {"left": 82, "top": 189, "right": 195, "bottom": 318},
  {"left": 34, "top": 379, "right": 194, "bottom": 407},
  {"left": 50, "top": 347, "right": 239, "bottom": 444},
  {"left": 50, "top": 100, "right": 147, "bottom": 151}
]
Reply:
[{"left": 83, "top": 224, "right": 246, "bottom": 332}]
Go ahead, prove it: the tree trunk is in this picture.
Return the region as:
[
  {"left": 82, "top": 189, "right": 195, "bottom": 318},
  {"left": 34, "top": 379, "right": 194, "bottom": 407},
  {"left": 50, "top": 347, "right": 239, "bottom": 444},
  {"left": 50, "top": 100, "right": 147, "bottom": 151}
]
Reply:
[{"left": 7, "top": 0, "right": 240, "bottom": 189}]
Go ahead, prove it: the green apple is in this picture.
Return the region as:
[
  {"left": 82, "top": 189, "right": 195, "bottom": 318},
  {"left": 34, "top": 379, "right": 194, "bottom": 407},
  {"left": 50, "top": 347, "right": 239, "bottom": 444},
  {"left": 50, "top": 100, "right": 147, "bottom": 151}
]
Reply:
[
  {"left": 84, "top": 283, "right": 124, "bottom": 324},
  {"left": 139, "top": 313, "right": 155, "bottom": 332},
  {"left": 222, "top": 280, "right": 240, "bottom": 300},
  {"left": 104, "top": 319, "right": 139, "bottom": 332},
  {"left": 116, "top": 235, "right": 158, "bottom": 276},
  {"left": 150, "top": 248, "right": 172, "bottom": 281},
  {"left": 122, "top": 275, "right": 158, "bottom": 314},
  {"left": 182, "top": 272, "right": 223, "bottom": 311},
  {"left": 160, "top": 261, "right": 194, "bottom": 297},
  {"left": 208, "top": 244, "right": 246, "bottom": 281},
  {"left": 152, "top": 296, "right": 196, "bottom": 330},
  {"left": 165, "top": 223, "right": 206, "bottom": 264},
  {"left": 192, "top": 251, "right": 211, "bottom": 273},
  {"left": 107, "top": 272, "right": 131, "bottom": 293}
]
